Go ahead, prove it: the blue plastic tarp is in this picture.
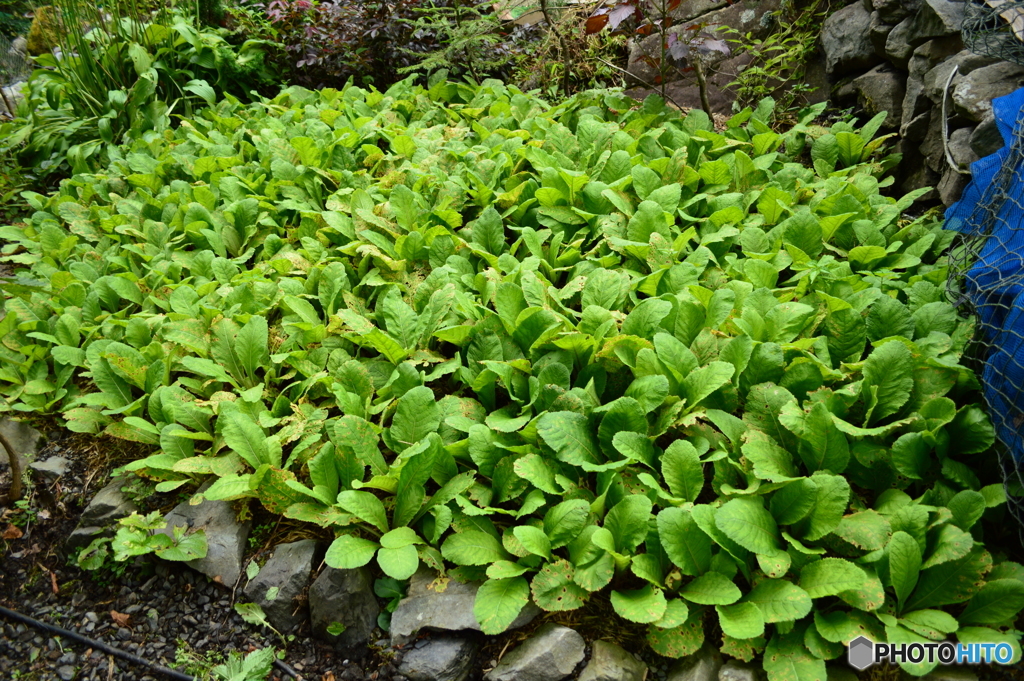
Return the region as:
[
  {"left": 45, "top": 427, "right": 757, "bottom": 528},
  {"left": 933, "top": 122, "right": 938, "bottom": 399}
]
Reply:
[{"left": 945, "top": 86, "right": 1024, "bottom": 461}]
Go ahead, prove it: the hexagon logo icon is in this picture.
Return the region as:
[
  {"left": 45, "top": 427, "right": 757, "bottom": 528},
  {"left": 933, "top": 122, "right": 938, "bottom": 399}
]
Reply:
[{"left": 848, "top": 636, "right": 875, "bottom": 670}]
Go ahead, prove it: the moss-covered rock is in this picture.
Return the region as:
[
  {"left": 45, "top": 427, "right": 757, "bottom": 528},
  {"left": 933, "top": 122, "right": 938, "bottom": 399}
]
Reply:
[{"left": 25, "top": 5, "right": 59, "bottom": 56}]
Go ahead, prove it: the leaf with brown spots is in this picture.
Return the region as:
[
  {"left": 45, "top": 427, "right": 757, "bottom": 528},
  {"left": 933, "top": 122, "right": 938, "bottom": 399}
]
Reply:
[
  {"left": 646, "top": 611, "right": 705, "bottom": 658},
  {"left": 905, "top": 546, "right": 992, "bottom": 611},
  {"left": 530, "top": 559, "right": 587, "bottom": 611},
  {"left": 721, "top": 633, "right": 765, "bottom": 662}
]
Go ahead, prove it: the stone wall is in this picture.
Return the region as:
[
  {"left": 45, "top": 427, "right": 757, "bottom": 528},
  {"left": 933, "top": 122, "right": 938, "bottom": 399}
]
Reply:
[
  {"left": 823, "top": 0, "right": 1024, "bottom": 205},
  {"left": 623, "top": 0, "right": 1024, "bottom": 207}
]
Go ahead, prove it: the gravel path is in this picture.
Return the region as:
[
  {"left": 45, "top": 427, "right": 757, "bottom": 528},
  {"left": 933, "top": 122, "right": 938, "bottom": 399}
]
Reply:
[{"left": 0, "top": 432, "right": 403, "bottom": 681}]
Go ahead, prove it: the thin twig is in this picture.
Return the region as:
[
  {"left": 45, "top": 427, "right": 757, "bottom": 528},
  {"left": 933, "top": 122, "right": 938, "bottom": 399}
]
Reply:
[
  {"left": 694, "top": 58, "right": 713, "bottom": 118},
  {"left": 594, "top": 56, "right": 687, "bottom": 111},
  {"left": 538, "top": 0, "right": 572, "bottom": 97}
]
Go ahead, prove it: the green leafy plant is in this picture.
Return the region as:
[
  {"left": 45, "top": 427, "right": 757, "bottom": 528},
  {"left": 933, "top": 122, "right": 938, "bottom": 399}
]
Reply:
[
  {"left": 175, "top": 642, "right": 276, "bottom": 681},
  {"left": 210, "top": 648, "right": 276, "bottom": 681},
  {"left": 398, "top": 0, "right": 505, "bottom": 82},
  {"left": 2, "top": 79, "right": 1021, "bottom": 678},
  {"left": 725, "top": 0, "right": 830, "bottom": 116},
  {"left": 234, "top": 601, "right": 291, "bottom": 646},
  {"left": 76, "top": 511, "right": 208, "bottom": 570},
  {"left": 374, "top": 576, "right": 408, "bottom": 630},
  {"left": 1, "top": 0, "right": 275, "bottom": 176}
]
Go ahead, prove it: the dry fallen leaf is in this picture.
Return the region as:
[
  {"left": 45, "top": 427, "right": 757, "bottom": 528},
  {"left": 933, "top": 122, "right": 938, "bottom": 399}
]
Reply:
[
  {"left": 110, "top": 611, "right": 130, "bottom": 628},
  {"left": 49, "top": 570, "right": 58, "bottom": 594},
  {"left": 2, "top": 524, "right": 23, "bottom": 540}
]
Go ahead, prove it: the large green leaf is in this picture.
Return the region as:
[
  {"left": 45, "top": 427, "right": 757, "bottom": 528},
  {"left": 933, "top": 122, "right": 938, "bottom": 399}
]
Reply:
[
  {"left": 658, "top": 507, "right": 712, "bottom": 576},
  {"left": 325, "top": 534, "right": 379, "bottom": 569},
  {"left": 603, "top": 494, "right": 653, "bottom": 553},
  {"left": 958, "top": 579, "right": 1024, "bottom": 625},
  {"left": 441, "top": 530, "right": 508, "bottom": 566},
  {"left": 220, "top": 405, "right": 273, "bottom": 469},
  {"left": 715, "top": 498, "right": 782, "bottom": 556},
  {"left": 537, "top": 411, "right": 600, "bottom": 465},
  {"left": 862, "top": 341, "right": 914, "bottom": 423},
  {"left": 474, "top": 577, "right": 530, "bottom": 634},
  {"left": 611, "top": 585, "right": 668, "bottom": 623},
  {"left": 798, "top": 558, "right": 867, "bottom": 597},
  {"left": 680, "top": 572, "right": 741, "bottom": 605},
  {"left": 389, "top": 386, "right": 440, "bottom": 451},
  {"left": 742, "top": 579, "right": 813, "bottom": 623},
  {"left": 716, "top": 602, "right": 765, "bottom": 639}
]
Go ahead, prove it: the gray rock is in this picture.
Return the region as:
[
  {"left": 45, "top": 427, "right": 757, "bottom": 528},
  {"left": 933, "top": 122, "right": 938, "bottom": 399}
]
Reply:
[
  {"left": 953, "top": 61, "right": 1024, "bottom": 122},
  {"left": 869, "top": 12, "right": 896, "bottom": 55},
  {"left": 666, "top": 0, "right": 729, "bottom": 22},
  {"left": 397, "top": 635, "right": 480, "bottom": 681},
  {"left": 970, "top": 113, "right": 1003, "bottom": 157},
  {"left": 9, "top": 37, "right": 27, "bottom": 58},
  {"left": 161, "top": 488, "right": 251, "bottom": 585},
  {"left": 66, "top": 477, "right": 140, "bottom": 553},
  {"left": 852, "top": 63, "right": 907, "bottom": 129},
  {"left": 0, "top": 418, "right": 44, "bottom": 470},
  {"left": 719, "top": 661, "right": 759, "bottom": 681},
  {"left": 922, "top": 50, "right": 1001, "bottom": 103},
  {"left": 875, "top": 0, "right": 920, "bottom": 23},
  {"left": 29, "top": 456, "right": 70, "bottom": 483},
  {"left": 948, "top": 126, "right": 979, "bottom": 169},
  {"left": 939, "top": 167, "right": 970, "bottom": 206},
  {"left": 308, "top": 566, "right": 378, "bottom": 654},
  {"left": 919, "top": 108, "right": 952, "bottom": 173},
  {"left": 900, "top": 162, "right": 940, "bottom": 199},
  {"left": 56, "top": 665, "right": 75, "bottom": 681},
  {"left": 0, "top": 82, "right": 25, "bottom": 117},
  {"left": 885, "top": 18, "right": 916, "bottom": 69},
  {"left": 578, "top": 640, "right": 647, "bottom": 681},
  {"left": 667, "top": 645, "right": 723, "bottom": 681},
  {"left": 484, "top": 624, "right": 585, "bottom": 681},
  {"left": 901, "top": 37, "right": 966, "bottom": 131},
  {"left": 901, "top": 111, "right": 931, "bottom": 142},
  {"left": 822, "top": 3, "right": 881, "bottom": 77},
  {"left": 390, "top": 568, "right": 540, "bottom": 645},
  {"left": 81, "top": 478, "right": 139, "bottom": 526},
  {"left": 244, "top": 539, "right": 318, "bottom": 632},
  {"left": 908, "top": 0, "right": 966, "bottom": 43}
]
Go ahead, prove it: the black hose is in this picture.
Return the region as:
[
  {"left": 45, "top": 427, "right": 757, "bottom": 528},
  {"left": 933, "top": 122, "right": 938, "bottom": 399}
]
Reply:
[
  {"left": 0, "top": 604, "right": 198, "bottom": 680},
  {"left": 0, "top": 604, "right": 304, "bottom": 680}
]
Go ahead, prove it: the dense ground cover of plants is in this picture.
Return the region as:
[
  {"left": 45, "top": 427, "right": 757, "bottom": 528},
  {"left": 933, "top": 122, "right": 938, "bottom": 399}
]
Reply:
[{"left": 1, "top": 77, "right": 1023, "bottom": 679}]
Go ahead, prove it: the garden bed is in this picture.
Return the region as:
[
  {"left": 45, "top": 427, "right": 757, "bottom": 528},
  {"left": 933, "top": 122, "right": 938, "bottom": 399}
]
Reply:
[{"left": 1, "top": 76, "right": 1024, "bottom": 681}]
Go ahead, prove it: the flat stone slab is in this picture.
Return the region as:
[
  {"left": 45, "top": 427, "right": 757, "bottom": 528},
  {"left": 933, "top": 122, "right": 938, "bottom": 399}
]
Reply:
[
  {"left": 309, "top": 566, "right": 379, "bottom": 655},
  {"left": 30, "top": 456, "right": 70, "bottom": 483},
  {"left": 161, "top": 491, "right": 251, "bottom": 585},
  {"left": 244, "top": 539, "right": 318, "bottom": 632},
  {"left": 484, "top": 624, "right": 585, "bottom": 681},
  {"left": 578, "top": 640, "right": 647, "bottom": 681},
  {"left": 0, "top": 418, "right": 44, "bottom": 470},
  {"left": 668, "top": 645, "right": 723, "bottom": 681},
  {"left": 66, "top": 477, "right": 140, "bottom": 553},
  {"left": 391, "top": 568, "right": 540, "bottom": 645},
  {"left": 398, "top": 635, "right": 480, "bottom": 681}
]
